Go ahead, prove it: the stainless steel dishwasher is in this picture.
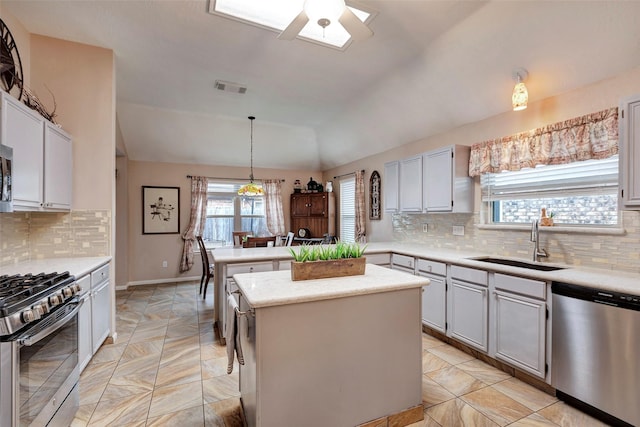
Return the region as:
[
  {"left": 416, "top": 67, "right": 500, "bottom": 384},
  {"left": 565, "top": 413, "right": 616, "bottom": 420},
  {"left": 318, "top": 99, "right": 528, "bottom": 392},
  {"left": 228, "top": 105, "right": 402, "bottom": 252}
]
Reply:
[{"left": 552, "top": 282, "right": 640, "bottom": 427}]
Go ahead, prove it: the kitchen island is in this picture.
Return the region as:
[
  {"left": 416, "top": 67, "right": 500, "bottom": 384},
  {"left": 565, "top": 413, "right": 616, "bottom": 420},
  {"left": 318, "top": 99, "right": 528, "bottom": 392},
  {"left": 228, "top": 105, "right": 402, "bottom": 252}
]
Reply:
[{"left": 232, "top": 264, "right": 428, "bottom": 427}]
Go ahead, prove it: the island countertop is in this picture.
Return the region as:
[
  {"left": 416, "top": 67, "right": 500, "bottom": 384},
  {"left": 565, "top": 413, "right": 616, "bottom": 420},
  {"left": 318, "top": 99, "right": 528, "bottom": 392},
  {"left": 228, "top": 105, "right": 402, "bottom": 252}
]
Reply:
[{"left": 233, "top": 263, "right": 429, "bottom": 309}]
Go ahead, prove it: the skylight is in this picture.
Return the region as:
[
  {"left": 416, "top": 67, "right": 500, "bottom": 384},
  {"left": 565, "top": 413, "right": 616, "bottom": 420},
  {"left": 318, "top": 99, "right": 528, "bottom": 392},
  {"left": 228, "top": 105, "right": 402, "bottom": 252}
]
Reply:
[{"left": 210, "top": 0, "right": 372, "bottom": 50}]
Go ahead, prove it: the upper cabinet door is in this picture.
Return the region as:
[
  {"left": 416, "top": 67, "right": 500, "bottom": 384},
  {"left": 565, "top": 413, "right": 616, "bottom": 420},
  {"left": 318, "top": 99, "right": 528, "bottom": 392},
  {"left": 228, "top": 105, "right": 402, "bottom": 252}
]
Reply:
[
  {"left": 383, "top": 161, "right": 399, "bottom": 212},
  {"left": 620, "top": 95, "right": 640, "bottom": 208},
  {"left": 1, "top": 92, "right": 45, "bottom": 209},
  {"left": 424, "top": 147, "right": 453, "bottom": 211},
  {"left": 308, "top": 193, "right": 327, "bottom": 216},
  {"left": 399, "top": 155, "right": 423, "bottom": 212},
  {"left": 44, "top": 123, "right": 73, "bottom": 210}
]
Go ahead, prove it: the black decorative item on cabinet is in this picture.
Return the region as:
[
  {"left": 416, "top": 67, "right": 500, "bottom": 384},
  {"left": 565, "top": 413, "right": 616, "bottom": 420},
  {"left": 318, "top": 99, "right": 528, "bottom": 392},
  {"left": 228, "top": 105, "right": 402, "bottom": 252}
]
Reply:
[{"left": 370, "top": 170, "right": 381, "bottom": 220}]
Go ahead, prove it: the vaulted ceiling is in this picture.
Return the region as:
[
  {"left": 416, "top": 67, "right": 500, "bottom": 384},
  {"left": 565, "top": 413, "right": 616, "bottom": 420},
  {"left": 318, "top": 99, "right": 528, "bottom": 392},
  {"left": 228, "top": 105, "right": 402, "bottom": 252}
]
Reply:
[{"left": 5, "top": 1, "right": 640, "bottom": 170}]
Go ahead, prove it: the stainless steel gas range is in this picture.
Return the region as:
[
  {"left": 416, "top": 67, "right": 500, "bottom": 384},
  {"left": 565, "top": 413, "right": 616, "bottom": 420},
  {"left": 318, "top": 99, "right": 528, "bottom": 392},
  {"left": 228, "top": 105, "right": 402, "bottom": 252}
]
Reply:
[{"left": 0, "top": 272, "right": 81, "bottom": 427}]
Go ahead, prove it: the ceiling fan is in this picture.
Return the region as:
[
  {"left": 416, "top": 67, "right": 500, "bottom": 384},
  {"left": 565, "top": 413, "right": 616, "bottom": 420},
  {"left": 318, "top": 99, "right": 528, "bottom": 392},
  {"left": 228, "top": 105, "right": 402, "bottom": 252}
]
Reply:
[{"left": 278, "top": 0, "right": 373, "bottom": 42}]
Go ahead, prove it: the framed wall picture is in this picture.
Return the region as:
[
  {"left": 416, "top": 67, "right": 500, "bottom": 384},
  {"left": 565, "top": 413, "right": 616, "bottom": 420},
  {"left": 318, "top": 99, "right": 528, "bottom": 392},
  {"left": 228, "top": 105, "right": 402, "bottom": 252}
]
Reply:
[
  {"left": 369, "top": 170, "right": 381, "bottom": 220},
  {"left": 142, "top": 186, "right": 180, "bottom": 234}
]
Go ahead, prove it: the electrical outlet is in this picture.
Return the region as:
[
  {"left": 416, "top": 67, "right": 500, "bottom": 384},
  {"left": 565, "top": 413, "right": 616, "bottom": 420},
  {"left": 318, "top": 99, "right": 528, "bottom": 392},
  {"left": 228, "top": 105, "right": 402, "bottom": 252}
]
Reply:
[
  {"left": 452, "top": 225, "right": 465, "bottom": 236},
  {"left": 162, "top": 261, "right": 168, "bottom": 268},
  {"left": 422, "top": 224, "right": 428, "bottom": 232}
]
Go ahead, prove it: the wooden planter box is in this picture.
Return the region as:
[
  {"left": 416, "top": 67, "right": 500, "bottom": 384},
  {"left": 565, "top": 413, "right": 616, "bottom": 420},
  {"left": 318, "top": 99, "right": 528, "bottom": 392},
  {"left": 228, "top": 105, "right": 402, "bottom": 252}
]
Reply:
[{"left": 291, "top": 257, "right": 366, "bottom": 281}]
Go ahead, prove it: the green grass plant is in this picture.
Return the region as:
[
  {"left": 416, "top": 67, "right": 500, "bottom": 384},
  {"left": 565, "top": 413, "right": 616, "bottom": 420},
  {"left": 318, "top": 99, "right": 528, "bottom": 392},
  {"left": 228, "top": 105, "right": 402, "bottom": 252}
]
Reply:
[{"left": 288, "top": 241, "right": 367, "bottom": 262}]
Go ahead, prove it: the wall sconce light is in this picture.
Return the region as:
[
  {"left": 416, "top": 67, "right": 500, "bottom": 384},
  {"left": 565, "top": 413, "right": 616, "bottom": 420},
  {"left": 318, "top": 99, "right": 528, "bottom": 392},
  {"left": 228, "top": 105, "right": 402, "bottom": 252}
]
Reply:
[{"left": 512, "top": 68, "right": 529, "bottom": 111}]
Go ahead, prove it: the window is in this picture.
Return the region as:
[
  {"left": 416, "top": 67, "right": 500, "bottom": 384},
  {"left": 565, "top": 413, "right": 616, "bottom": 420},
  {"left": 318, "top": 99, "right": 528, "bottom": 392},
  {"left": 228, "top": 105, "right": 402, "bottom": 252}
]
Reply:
[
  {"left": 202, "top": 181, "right": 266, "bottom": 246},
  {"left": 209, "top": 0, "right": 372, "bottom": 50},
  {"left": 340, "top": 176, "right": 356, "bottom": 242},
  {"left": 482, "top": 156, "right": 619, "bottom": 226}
]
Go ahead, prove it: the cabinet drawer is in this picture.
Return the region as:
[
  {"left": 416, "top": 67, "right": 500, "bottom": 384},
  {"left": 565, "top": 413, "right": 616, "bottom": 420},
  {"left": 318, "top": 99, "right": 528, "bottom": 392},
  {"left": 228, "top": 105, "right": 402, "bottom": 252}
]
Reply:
[
  {"left": 277, "top": 260, "right": 292, "bottom": 271},
  {"left": 391, "top": 254, "right": 415, "bottom": 270},
  {"left": 451, "top": 265, "right": 488, "bottom": 286},
  {"left": 366, "top": 253, "right": 391, "bottom": 266},
  {"left": 494, "top": 273, "right": 546, "bottom": 300},
  {"left": 76, "top": 274, "right": 91, "bottom": 297},
  {"left": 91, "top": 264, "right": 109, "bottom": 287},
  {"left": 226, "top": 262, "right": 273, "bottom": 277},
  {"left": 416, "top": 258, "right": 446, "bottom": 276}
]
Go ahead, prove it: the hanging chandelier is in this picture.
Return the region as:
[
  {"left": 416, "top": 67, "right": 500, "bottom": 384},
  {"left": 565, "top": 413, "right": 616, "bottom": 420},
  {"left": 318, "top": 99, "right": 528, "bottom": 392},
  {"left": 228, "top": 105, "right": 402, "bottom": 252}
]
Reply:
[{"left": 238, "top": 116, "right": 264, "bottom": 196}]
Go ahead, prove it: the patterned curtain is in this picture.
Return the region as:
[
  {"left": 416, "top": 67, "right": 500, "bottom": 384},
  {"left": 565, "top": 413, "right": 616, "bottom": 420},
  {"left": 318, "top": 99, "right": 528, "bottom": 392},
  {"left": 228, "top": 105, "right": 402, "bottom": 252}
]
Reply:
[
  {"left": 263, "top": 179, "right": 285, "bottom": 237},
  {"left": 468, "top": 107, "right": 618, "bottom": 177},
  {"left": 179, "top": 176, "right": 209, "bottom": 272},
  {"left": 355, "top": 170, "right": 366, "bottom": 243}
]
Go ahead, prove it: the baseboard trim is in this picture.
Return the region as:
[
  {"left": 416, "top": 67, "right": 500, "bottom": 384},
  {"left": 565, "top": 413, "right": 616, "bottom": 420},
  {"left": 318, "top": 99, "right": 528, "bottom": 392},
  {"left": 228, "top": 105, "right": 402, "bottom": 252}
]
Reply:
[{"left": 122, "top": 276, "right": 200, "bottom": 290}]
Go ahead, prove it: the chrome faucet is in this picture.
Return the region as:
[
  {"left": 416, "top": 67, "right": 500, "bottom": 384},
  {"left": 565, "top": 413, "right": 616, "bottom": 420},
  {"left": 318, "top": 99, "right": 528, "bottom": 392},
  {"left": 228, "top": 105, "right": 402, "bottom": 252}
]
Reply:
[{"left": 530, "top": 219, "right": 548, "bottom": 262}]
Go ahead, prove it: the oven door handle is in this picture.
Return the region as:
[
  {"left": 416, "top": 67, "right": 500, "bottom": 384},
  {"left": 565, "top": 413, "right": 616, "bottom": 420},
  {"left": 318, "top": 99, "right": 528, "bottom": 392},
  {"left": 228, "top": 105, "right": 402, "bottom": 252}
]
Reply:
[{"left": 18, "top": 300, "right": 83, "bottom": 346}]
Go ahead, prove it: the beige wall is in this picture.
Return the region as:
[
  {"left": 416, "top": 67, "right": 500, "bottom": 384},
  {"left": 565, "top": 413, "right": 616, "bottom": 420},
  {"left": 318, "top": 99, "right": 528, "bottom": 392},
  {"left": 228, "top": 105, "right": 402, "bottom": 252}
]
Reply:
[
  {"left": 0, "top": 7, "right": 31, "bottom": 89},
  {"left": 125, "top": 160, "right": 322, "bottom": 284},
  {"left": 30, "top": 35, "right": 115, "bottom": 211},
  {"left": 323, "top": 66, "right": 640, "bottom": 243}
]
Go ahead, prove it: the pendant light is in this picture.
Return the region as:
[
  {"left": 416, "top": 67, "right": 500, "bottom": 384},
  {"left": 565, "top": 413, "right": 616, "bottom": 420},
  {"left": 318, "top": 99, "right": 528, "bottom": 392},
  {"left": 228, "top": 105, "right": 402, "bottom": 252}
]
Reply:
[
  {"left": 238, "top": 116, "right": 264, "bottom": 196},
  {"left": 512, "top": 68, "right": 529, "bottom": 111}
]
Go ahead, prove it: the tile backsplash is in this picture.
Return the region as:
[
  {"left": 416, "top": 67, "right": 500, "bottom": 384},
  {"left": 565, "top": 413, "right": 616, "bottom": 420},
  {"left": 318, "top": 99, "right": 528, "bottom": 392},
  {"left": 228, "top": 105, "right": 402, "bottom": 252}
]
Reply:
[
  {"left": 393, "top": 210, "right": 640, "bottom": 273},
  {"left": 0, "top": 210, "right": 111, "bottom": 268}
]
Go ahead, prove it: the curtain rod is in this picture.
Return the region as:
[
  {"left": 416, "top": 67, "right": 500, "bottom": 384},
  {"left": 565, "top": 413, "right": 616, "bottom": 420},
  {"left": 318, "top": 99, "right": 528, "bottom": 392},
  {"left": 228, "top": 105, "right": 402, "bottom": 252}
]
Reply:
[
  {"left": 186, "top": 175, "right": 285, "bottom": 182},
  {"left": 333, "top": 169, "right": 364, "bottom": 179}
]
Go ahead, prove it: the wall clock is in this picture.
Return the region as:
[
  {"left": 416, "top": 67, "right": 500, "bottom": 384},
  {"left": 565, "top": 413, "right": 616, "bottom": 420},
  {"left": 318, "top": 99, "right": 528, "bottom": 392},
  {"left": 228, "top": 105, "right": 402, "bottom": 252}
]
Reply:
[
  {"left": 0, "top": 19, "right": 24, "bottom": 101},
  {"left": 369, "top": 170, "right": 381, "bottom": 220}
]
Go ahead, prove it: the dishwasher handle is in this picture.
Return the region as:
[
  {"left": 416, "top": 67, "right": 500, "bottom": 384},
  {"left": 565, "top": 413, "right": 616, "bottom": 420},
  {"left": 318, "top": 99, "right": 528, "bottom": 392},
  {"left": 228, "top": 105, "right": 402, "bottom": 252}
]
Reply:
[{"left": 552, "top": 281, "right": 640, "bottom": 311}]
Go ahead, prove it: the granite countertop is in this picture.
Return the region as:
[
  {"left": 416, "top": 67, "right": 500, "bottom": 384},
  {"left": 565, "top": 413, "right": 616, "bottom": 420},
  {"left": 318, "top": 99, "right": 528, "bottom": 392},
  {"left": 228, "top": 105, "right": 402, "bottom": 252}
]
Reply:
[
  {"left": 233, "top": 264, "right": 428, "bottom": 309},
  {"left": 0, "top": 256, "right": 112, "bottom": 278},
  {"left": 214, "top": 242, "right": 640, "bottom": 296}
]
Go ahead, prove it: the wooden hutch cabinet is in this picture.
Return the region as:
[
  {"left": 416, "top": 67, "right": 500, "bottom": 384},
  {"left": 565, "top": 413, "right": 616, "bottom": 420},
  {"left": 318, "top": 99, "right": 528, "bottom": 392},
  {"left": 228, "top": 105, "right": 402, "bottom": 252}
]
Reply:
[{"left": 290, "top": 192, "right": 336, "bottom": 239}]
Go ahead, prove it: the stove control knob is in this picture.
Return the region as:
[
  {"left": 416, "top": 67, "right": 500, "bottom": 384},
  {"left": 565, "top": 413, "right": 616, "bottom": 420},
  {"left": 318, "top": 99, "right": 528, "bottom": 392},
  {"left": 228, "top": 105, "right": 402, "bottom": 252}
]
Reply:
[
  {"left": 21, "top": 309, "right": 35, "bottom": 324},
  {"left": 63, "top": 287, "right": 74, "bottom": 298},
  {"left": 48, "top": 293, "right": 63, "bottom": 307},
  {"left": 39, "top": 302, "right": 50, "bottom": 315},
  {"left": 32, "top": 305, "right": 44, "bottom": 320},
  {"left": 73, "top": 283, "right": 82, "bottom": 294}
]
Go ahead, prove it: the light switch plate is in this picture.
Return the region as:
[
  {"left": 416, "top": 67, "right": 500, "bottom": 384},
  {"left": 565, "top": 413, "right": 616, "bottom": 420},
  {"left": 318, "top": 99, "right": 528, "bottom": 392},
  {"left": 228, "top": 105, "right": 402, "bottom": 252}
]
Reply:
[
  {"left": 452, "top": 225, "right": 464, "bottom": 236},
  {"left": 422, "top": 224, "right": 428, "bottom": 232}
]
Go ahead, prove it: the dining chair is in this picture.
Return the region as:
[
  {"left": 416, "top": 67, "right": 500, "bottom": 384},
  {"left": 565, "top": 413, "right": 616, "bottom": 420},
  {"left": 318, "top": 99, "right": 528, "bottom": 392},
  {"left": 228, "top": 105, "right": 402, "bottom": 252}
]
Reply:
[
  {"left": 243, "top": 236, "right": 277, "bottom": 248},
  {"left": 285, "top": 231, "right": 295, "bottom": 247},
  {"left": 233, "top": 231, "right": 252, "bottom": 248},
  {"left": 196, "top": 235, "right": 214, "bottom": 298}
]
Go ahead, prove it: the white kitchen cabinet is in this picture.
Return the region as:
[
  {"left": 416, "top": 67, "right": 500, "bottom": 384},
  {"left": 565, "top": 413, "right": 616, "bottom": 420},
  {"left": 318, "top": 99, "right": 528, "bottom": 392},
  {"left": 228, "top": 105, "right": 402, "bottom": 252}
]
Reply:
[
  {"left": 416, "top": 258, "right": 447, "bottom": 333},
  {"left": 91, "top": 263, "right": 111, "bottom": 354},
  {"left": 77, "top": 274, "right": 92, "bottom": 373},
  {"left": 399, "top": 155, "right": 423, "bottom": 212},
  {"left": 490, "top": 273, "right": 547, "bottom": 379},
  {"left": 447, "top": 265, "right": 488, "bottom": 352},
  {"left": 221, "top": 261, "right": 274, "bottom": 341},
  {"left": 44, "top": 123, "right": 73, "bottom": 209},
  {"left": 619, "top": 95, "right": 640, "bottom": 208},
  {"left": 1, "top": 90, "right": 44, "bottom": 209},
  {"left": 77, "top": 262, "right": 111, "bottom": 373},
  {"left": 391, "top": 253, "right": 415, "bottom": 274},
  {"left": 0, "top": 91, "right": 72, "bottom": 211},
  {"left": 383, "top": 161, "right": 399, "bottom": 212},
  {"left": 422, "top": 145, "right": 473, "bottom": 213},
  {"left": 365, "top": 252, "right": 391, "bottom": 268}
]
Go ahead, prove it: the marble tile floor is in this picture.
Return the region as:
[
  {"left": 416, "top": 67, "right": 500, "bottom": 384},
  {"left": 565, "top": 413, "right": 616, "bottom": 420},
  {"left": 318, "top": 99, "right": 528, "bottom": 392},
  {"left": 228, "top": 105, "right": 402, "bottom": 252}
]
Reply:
[{"left": 72, "top": 281, "right": 609, "bottom": 427}]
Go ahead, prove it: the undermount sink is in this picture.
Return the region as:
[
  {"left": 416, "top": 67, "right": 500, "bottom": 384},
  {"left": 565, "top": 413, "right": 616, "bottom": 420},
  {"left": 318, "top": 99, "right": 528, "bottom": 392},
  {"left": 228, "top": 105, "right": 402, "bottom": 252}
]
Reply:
[{"left": 471, "top": 257, "right": 566, "bottom": 272}]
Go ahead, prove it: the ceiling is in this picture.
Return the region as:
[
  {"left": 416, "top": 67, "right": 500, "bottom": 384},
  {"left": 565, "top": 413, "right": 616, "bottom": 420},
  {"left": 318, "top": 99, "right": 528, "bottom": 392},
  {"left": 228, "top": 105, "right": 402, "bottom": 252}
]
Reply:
[{"left": 4, "top": 1, "right": 640, "bottom": 171}]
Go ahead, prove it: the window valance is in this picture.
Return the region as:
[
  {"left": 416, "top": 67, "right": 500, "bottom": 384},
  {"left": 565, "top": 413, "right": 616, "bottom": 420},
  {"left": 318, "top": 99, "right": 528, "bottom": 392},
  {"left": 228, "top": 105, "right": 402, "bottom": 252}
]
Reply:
[{"left": 468, "top": 107, "right": 618, "bottom": 177}]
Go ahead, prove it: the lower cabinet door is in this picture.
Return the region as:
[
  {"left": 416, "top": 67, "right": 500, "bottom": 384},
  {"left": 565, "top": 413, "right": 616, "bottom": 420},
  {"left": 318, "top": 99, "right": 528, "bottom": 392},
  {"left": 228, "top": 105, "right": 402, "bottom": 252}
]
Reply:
[
  {"left": 78, "top": 293, "right": 92, "bottom": 373},
  {"left": 494, "top": 291, "right": 546, "bottom": 378},
  {"left": 91, "top": 281, "right": 111, "bottom": 353},
  {"left": 447, "top": 279, "right": 488, "bottom": 352},
  {"left": 419, "top": 273, "right": 446, "bottom": 333}
]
